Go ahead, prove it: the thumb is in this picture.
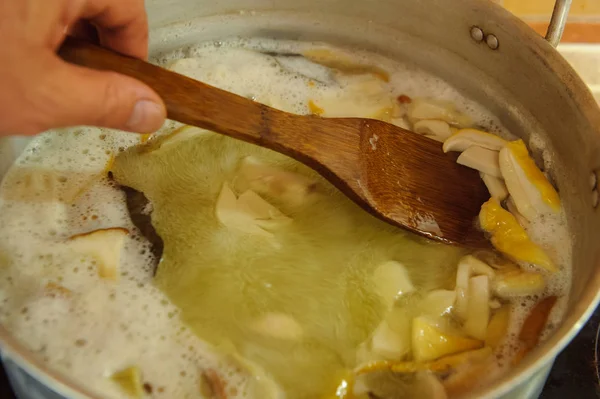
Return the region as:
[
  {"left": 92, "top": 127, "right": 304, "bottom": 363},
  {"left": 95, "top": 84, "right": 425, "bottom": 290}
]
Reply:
[{"left": 37, "top": 58, "right": 166, "bottom": 133}]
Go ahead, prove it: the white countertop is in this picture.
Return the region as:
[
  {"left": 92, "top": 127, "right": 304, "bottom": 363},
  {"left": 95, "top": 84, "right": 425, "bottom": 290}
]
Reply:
[{"left": 559, "top": 44, "right": 600, "bottom": 103}]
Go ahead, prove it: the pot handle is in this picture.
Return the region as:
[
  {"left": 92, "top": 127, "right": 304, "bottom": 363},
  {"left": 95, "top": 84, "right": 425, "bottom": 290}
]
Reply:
[{"left": 545, "top": 0, "right": 572, "bottom": 47}]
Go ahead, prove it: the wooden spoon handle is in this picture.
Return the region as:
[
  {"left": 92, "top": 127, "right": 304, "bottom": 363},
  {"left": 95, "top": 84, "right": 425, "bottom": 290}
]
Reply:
[
  {"left": 58, "top": 37, "right": 361, "bottom": 181},
  {"left": 58, "top": 37, "right": 279, "bottom": 144}
]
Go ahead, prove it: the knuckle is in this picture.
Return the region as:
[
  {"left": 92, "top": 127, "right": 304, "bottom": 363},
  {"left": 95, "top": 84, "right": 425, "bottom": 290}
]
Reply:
[{"left": 98, "top": 74, "right": 133, "bottom": 125}]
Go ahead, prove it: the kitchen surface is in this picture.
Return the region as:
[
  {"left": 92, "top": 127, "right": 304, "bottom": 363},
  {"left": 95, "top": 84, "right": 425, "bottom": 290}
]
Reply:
[
  {"left": 500, "top": 0, "right": 600, "bottom": 102},
  {"left": 496, "top": 0, "right": 600, "bottom": 43},
  {"left": 1, "top": 1, "right": 600, "bottom": 398}
]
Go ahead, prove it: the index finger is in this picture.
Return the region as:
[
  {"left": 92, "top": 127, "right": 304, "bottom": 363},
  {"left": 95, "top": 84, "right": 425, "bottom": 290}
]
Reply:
[{"left": 78, "top": 0, "right": 149, "bottom": 60}]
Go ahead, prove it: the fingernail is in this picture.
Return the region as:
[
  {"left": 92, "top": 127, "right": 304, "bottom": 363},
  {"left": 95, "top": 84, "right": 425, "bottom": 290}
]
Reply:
[{"left": 126, "top": 100, "right": 165, "bottom": 132}]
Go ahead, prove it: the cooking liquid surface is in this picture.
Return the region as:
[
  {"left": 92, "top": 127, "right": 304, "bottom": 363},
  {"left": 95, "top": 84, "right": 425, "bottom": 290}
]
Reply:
[{"left": 0, "top": 39, "right": 573, "bottom": 399}]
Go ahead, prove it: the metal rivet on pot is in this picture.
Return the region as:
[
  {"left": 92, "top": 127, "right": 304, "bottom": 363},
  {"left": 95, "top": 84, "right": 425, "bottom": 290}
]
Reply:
[
  {"left": 593, "top": 189, "right": 599, "bottom": 209},
  {"left": 470, "top": 26, "right": 484, "bottom": 42},
  {"left": 486, "top": 34, "right": 499, "bottom": 50},
  {"left": 590, "top": 171, "right": 598, "bottom": 190}
]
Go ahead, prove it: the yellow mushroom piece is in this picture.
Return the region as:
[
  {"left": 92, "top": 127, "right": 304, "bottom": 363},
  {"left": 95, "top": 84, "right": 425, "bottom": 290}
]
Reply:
[
  {"left": 139, "top": 133, "right": 152, "bottom": 144},
  {"left": 302, "top": 48, "right": 390, "bottom": 82},
  {"left": 412, "top": 316, "right": 483, "bottom": 362},
  {"left": 514, "top": 296, "right": 558, "bottom": 364},
  {"left": 355, "top": 346, "right": 493, "bottom": 375},
  {"left": 485, "top": 306, "right": 511, "bottom": 349},
  {"left": 308, "top": 100, "right": 325, "bottom": 116},
  {"left": 479, "top": 199, "right": 557, "bottom": 272},
  {"left": 324, "top": 370, "right": 355, "bottom": 399},
  {"left": 493, "top": 269, "right": 546, "bottom": 298},
  {"left": 499, "top": 139, "right": 561, "bottom": 221},
  {"left": 110, "top": 366, "right": 143, "bottom": 398}
]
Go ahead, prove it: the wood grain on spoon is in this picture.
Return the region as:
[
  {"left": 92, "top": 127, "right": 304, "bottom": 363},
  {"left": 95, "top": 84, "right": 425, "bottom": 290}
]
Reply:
[{"left": 58, "top": 37, "right": 490, "bottom": 247}]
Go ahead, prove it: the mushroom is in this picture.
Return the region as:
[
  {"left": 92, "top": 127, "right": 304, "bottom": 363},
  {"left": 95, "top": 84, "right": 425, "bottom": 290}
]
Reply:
[
  {"left": 499, "top": 140, "right": 560, "bottom": 221},
  {"left": 68, "top": 227, "right": 129, "bottom": 280},
  {"left": 412, "top": 120, "right": 453, "bottom": 142},
  {"left": 456, "top": 147, "right": 502, "bottom": 177},
  {"left": 442, "top": 128, "right": 507, "bottom": 153}
]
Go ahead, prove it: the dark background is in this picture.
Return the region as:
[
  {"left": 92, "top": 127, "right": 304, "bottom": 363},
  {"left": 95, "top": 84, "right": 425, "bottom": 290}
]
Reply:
[{"left": 1, "top": 307, "right": 599, "bottom": 398}]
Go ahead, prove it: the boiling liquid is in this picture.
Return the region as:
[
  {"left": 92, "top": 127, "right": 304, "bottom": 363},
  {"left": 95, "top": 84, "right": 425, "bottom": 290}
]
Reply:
[{"left": 0, "top": 39, "right": 572, "bottom": 399}]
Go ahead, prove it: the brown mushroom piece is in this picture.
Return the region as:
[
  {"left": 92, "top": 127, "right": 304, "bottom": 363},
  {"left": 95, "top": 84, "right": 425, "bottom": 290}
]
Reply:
[{"left": 514, "top": 296, "right": 558, "bottom": 364}]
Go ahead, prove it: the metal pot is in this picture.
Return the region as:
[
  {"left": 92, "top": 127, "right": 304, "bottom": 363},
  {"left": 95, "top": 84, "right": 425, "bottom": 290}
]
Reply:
[{"left": 1, "top": 0, "right": 599, "bottom": 398}]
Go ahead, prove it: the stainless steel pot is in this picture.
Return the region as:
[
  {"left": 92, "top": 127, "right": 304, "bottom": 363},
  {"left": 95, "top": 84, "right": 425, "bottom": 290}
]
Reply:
[{"left": 1, "top": 0, "right": 599, "bottom": 398}]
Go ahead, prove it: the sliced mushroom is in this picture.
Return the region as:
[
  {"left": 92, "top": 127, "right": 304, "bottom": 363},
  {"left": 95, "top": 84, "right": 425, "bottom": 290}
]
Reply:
[
  {"left": 354, "top": 369, "right": 447, "bottom": 399},
  {"left": 479, "top": 199, "right": 557, "bottom": 273},
  {"left": 442, "top": 128, "right": 507, "bottom": 153},
  {"left": 199, "top": 369, "right": 228, "bottom": 399},
  {"left": 371, "top": 320, "right": 411, "bottom": 360},
  {"left": 493, "top": 269, "right": 546, "bottom": 298},
  {"left": 412, "top": 316, "right": 483, "bottom": 362},
  {"left": 235, "top": 157, "right": 317, "bottom": 208},
  {"left": 250, "top": 313, "right": 303, "bottom": 340},
  {"left": 442, "top": 349, "right": 496, "bottom": 397},
  {"left": 454, "top": 256, "right": 495, "bottom": 320},
  {"left": 505, "top": 196, "right": 530, "bottom": 228},
  {"left": 489, "top": 299, "right": 502, "bottom": 309},
  {"left": 418, "top": 290, "right": 456, "bottom": 317},
  {"left": 407, "top": 98, "right": 472, "bottom": 127},
  {"left": 391, "top": 117, "right": 411, "bottom": 130},
  {"left": 308, "top": 76, "right": 394, "bottom": 121},
  {"left": 485, "top": 305, "right": 510, "bottom": 349},
  {"left": 308, "top": 100, "right": 324, "bottom": 115},
  {"left": 456, "top": 147, "right": 501, "bottom": 177},
  {"left": 355, "top": 346, "right": 493, "bottom": 375},
  {"left": 302, "top": 48, "right": 390, "bottom": 82},
  {"left": 499, "top": 140, "right": 560, "bottom": 221},
  {"left": 215, "top": 183, "right": 292, "bottom": 237},
  {"left": 372, "top": 261, "right": 415, "bottom": 308},
  {"left": 480, "top": 173, "right": 509, "bottom": 202},
  {"left": 68, "top": 228, "right": 129, "bottom": 280},
  {"left": 514, "top": 296, "right": 558, "bottom": 364},
  {"left": 463, "top": 275, "right": 491, "bottom": 340},
  {"left": 412, "top": 120, "right": 453, "bottom": 142},
  {"left": 139, "top": 133, "right": 152, "bottom": 144}
]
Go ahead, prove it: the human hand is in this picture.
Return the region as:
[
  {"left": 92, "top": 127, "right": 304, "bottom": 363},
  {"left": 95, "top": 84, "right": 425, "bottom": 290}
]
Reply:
[{"left": 0, "top": 0, "right": 167, "bottom": 136}]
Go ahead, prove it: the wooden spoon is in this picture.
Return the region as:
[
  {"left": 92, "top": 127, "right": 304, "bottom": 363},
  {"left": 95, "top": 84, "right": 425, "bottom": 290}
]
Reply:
[{"left": 58, "top": 37, "right": 490, "bottom": 248}]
